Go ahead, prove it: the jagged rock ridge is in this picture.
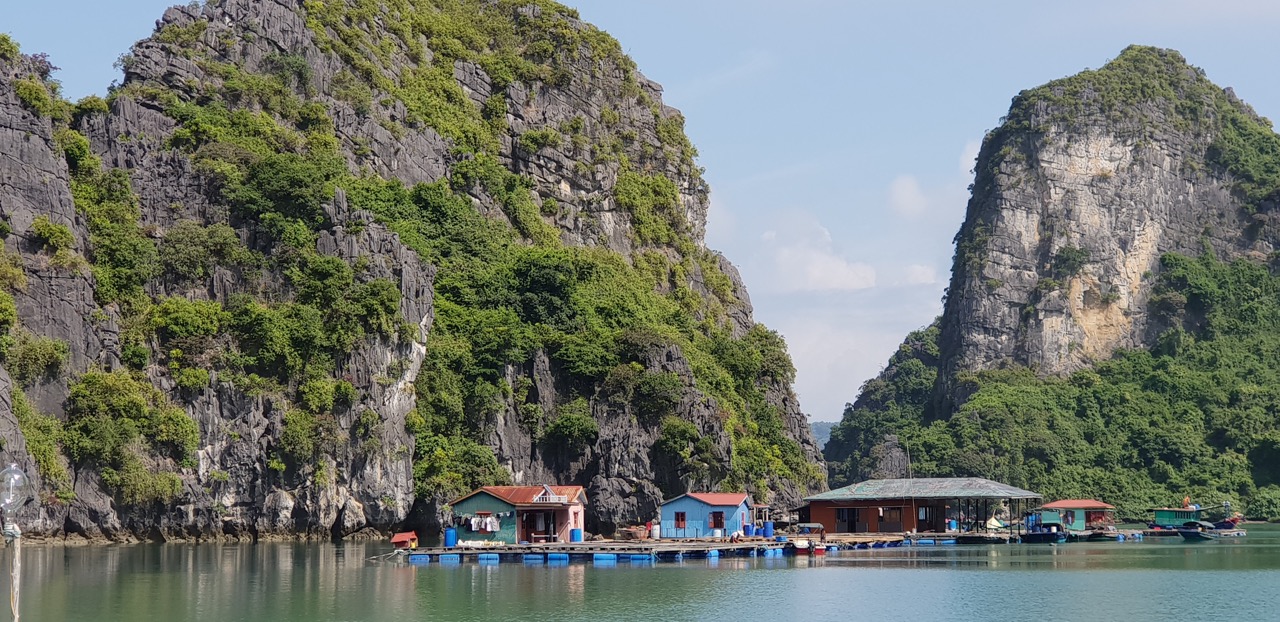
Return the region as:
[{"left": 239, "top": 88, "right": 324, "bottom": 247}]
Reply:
[{"left": 0, "top": 0, "right": 822, "bottom": 542}]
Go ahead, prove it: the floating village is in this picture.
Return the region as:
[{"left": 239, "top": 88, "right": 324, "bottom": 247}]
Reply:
[{"left": 382, "top": 478, "right": 1247, "bottom": 566}]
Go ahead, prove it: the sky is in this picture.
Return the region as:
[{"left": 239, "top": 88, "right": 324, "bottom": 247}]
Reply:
[{"left": 7, "top": 1, "right": 1280, "bottom": 422}]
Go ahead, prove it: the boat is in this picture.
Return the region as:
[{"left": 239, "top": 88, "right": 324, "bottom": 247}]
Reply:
[
  {"left": 1178, "top": 521, "right": 1220, "bottom": 541},
  {"left": 1086, "top": 529, "right": 1124, "bottom": 542},
  {"left": 791, "top": 523, "right": 828, "bottom": 555},
  {"left": 1019, "top": 515, "right": 1068, "bottom": 544},
  {"left": 1146, "top": 501, "right": 1246, "bottom": 539}
]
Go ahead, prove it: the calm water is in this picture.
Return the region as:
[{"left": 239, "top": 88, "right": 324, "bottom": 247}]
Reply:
[{"left": 6, "top": 526, "right": 1280, "bottom": 621}]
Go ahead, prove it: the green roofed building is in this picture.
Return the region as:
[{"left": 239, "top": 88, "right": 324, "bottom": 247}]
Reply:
[{"left": 804, "top": 478, "right": 1040, "bottom": 534}]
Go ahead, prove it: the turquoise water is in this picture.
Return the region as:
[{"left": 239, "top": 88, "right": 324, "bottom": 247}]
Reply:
[{"left": 5, "top": 527, "right": 1280, "bottom": 621}]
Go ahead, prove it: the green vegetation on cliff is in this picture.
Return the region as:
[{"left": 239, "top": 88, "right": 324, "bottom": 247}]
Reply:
[
  {"left": 85, "top": 0, "right": 813, "bottom": 508},
  {"left": 828, "top": 251, "right": 1280, "bottom": 520},
  {"left": 996, "top": 45, "right": 1280, "bottom": 211}
]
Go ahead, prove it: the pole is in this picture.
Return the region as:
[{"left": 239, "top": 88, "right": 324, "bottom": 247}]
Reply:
[
  {"left": 4, "top": 514, "right": 18, "bottom": 622},
  {"left": 8, "top": 534, "right": 17, "bottom": 622}
]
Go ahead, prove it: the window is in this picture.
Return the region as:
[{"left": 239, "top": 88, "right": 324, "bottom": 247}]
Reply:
[
  {"left": 675, "top": 512, "right": 687, "bottom": 529},
  {"left": 710, "top": 512, "right": 725, "bottom": 529}
]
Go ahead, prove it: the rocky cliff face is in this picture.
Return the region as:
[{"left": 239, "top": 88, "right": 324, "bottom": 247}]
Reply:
[
  {"left": 0, "top": 0, "right": 821, "bottom": 542},
  {"left": 934, "top": 46, "right": 1278, "bottom": 412},
  {"left": 826, "top": 46, "right": 1280, "bottom": 489}
]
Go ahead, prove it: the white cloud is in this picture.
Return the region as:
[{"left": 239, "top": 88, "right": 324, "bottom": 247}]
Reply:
[
  {"left": 960, "top": 139, "right": 982, "bottom": 175},
  {"left": 759, "top": 212, "right": 875, "bottom": 292},
  {"left": 888, "top": 175, "right": 929, "bottom": 217},
  {"left": 774, "top": 245, "right": 877, "bottom": 292}
]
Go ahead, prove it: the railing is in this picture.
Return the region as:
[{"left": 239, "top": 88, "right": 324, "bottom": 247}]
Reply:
[{"left": 534, "top": 494, "right": 568, "bottom": 503}]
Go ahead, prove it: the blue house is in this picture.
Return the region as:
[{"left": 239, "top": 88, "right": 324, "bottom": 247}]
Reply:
[{"left": 660, "top": 492, "right": 752, "bottom": 538}]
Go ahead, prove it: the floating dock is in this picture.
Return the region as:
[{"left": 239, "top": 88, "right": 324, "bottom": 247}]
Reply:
[{"left": 401, "top": 539, "right": 791, "bottom": 564}]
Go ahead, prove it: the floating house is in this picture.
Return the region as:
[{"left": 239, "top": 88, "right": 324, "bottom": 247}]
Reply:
[
  {"left": 1037, "top": 499, "right": 1116, "bottom": 532},
  {"left": 450, "top": 485, "right": 587, "bottom": 544},
  {"left": 804, "top": 477, "right": 1041, "bottom": 534},
  {"left": 390, "top": 531, "right": 418, "bottom": 549},
  {"left": 660, "top": 492, "right": 753, "bottom": 538}
]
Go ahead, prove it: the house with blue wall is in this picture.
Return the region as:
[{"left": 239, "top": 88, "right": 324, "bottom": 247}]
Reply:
[
  {"left": 660, "top": 492, "right": 752, "bottom": 538},
  {"left": 450, "top": 485, "right": 587, "bottom": 544}
]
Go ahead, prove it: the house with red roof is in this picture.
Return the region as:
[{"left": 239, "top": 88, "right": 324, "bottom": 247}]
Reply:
[
  {"left": 659, "top": 492, "right": 753, "bottom": 539},
  {"left": 1036, "top": 499, "right": 1116, "bottom": 532},
  {"left": 450, "top": 485, "right": 588, "bottom": 544}
]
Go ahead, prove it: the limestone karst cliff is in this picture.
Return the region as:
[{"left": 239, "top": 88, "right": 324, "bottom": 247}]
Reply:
[
  {"left": 0, "top": 0, "right": 822, "bottom": 542},
  {"left": 827, "top": 46, "right": 1280, "bottom": 517}
]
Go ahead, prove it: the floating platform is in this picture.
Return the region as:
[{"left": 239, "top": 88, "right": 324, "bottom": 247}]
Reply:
[{"left": 400, "top": 539, "right": 789, "bottom": 565}]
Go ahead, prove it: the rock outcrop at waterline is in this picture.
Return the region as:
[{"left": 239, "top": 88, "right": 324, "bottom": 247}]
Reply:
[{"left": 0, "top": 0, "right": 822, "bottom": 542}]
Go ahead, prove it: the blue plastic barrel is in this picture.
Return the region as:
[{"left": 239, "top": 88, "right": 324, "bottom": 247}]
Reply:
[
  {"left": 444, "top": 527, "right": 458, "bottom": 548},
  {"left": 743, "top": 524, "right": 755, "bottom": 537},
  {"left": 762, "top": 521, "right": 775, "bottom": 538},
  {"left": 547, "top": 553, "right": 570, "bottom": 562},
  {"left": 478, "top": 553, "right": 500, "bottom": 565},
  {"left": 570, "top": 528, "right": 583, "bottom": 542}
]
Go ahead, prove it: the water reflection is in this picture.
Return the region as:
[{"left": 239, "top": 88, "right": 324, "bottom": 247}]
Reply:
[{"left": 0, "top": 527, "right": 1278, "bottom": 621}]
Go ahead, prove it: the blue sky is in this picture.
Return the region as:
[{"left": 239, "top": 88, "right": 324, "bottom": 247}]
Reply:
[{"left": 7, "top": 1, "right": 1280, "bottom": 422}]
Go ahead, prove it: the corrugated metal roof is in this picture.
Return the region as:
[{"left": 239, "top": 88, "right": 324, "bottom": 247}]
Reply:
[
  {"left": 451, "top": 485, "right": 587, "bottom": 506},
  {"left": 686, "top": 492, "right": 750, "bottom": 507},
  {"left": 1041, "top": 499, "right": 1114, "bottom": 510},
  {"left": 805, "top": 478, "right": 1041, "bottom": 502}
]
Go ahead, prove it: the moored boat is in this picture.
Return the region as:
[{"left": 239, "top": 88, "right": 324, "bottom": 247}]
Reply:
[
  {"left": 1020, "top": 522, "right": 1068, "bottom": 544},
  {"left": 1147, "top": 501, "right": 1246, "bottom": 539}
]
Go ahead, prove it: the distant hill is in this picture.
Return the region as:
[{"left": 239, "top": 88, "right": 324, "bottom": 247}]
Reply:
[{"left": 809, "top": 421, "right": 836, "bottom": 449}]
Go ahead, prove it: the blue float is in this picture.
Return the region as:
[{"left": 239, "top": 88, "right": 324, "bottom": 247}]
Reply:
[
  {"left": 548, "top": 553, "right": 570, "bottom": 562},
  {"left": 523, "top": 554, "right": 544, "bottom": 564},
  {"left": 478, "top": 553, "right": 500, "bottom": 564},
  {"left": 593, "top": 553, "right": 618, "bottom": 563},
  {"left": 440, "top": 554, "right": 461, "bottom": 564},
  {"left": 408, "top": 554, "right": 430, "bottom": 565}
]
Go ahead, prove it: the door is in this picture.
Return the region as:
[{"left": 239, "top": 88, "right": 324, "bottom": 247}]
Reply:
[{"left": 709, "top": 511, "right": 725, "bottom": 530}]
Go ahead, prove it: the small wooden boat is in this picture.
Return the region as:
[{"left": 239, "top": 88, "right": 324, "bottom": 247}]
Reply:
[
  {"left": 1177, "top": 520, "right": 1248, "bottom": 540},
  {"left": 1020, "top": 529, "right": 1067, "bottom": 544},
  {"left": 1086, "top": 530, "right": 1124, "bottom": 542}
]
